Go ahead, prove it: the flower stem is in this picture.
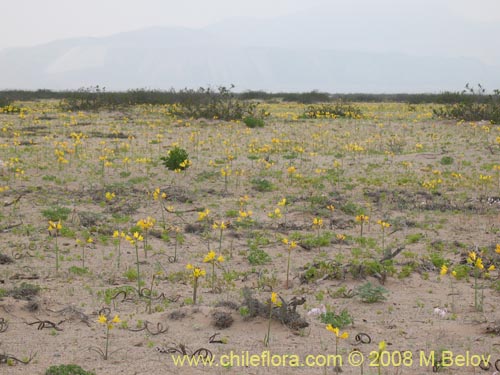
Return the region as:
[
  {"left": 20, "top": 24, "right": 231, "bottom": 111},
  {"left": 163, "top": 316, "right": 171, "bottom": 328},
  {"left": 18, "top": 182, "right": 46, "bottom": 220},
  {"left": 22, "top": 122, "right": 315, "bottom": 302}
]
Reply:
[{"left": 135, "top": 244, "right": 141, "bottom": 294}]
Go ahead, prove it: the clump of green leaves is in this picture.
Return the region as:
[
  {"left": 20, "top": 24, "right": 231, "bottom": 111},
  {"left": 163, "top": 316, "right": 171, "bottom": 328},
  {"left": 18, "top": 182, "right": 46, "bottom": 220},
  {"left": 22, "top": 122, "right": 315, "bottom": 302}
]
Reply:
[
  {"left": 45, "top": 364, "right": 96, "bottom": 375},
  {"left": 247, "top": 248, "right": 271, "bottom": 265},
  {"left": 356, "top": 282, "right": 389, "bottom": 303},
  {"left": 251, "top": 178, "right": 275, "bottom": 192},
  {"left": 320, "top": 308, "right": 353, "bottom": 328},
  {"left": 161, "top": 147, "right": 190, "bottom": 171},
  {"left": 243, "top": 116, "right": 265, "bottom": 128},
  {"left": 41, "top": 206, "right": 72, "bottom": 221}
]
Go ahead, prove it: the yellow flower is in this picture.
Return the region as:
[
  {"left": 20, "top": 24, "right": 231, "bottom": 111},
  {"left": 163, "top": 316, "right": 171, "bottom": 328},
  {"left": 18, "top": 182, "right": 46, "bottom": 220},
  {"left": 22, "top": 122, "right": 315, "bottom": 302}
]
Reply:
[
  {"left": 440, "top": 265, "right": 448, "bottom": 276},
  {"left": 48, "top": 220, "right": 62, "bottom": 231},
  {"left": 203, "top": 250, "right": 216, "bottom": 263},
  {"left": 336, "top": 233, "right": 346, "bottom": 241},
  {"left": 379, "top": 341, "right": 387, "bottom": 352},
  {"left": 468, "top": 251, "right": 476, "bottom": 262},
  {"left": 312, "top": 217, "right": 323, "bottom": 227},
  {"left": 377, "top": 220, "right": 390, "bottom": 228},
  {"left": 355, "top": 215, "right": 369, "bottom": 223},
  {"left": 488, "top": 265, "right": 495, "bottom": 272},
  {"left": 193, "top": 268, "right": 206, "bottom": 278},
  {"left": 86, "top": 237, "right": 93, "bottom": 244},
  {"left": 475, "top": 257, "right": 484, "bottom": 270},
  {"left": 105, "top": 192, "right": 115, "bottom": 201},
  {"left": 133, "top": 232, "right": 144, "bottom": 241},
  {"left": 278, "top": 198, "right": 286, "bottom": 206},
  {"left": 217, "top": 255, "right": 225, "bottom": 263},
  {"left": 270, "top": 292, "right": 282, "bottom": 307},
  {"left": 496, "top": 244, "right": 500, "bottom": 254},
  {"left": 113, "top": 230, "right": 120, "bottom": 238},
  {"left": 327, "top": 204, "right": 335, "bottom": 212},
  {"left": 97, "top": 314, "right": 107, "bottom": 325},
  {"left": 451, "top": 270, "right": 457, "bottom": 278},
  {"left": 111, "top": 315, "right": 121, "bottom": 324},
  {"left": 186, "top": 263, "right": 194, "bottom": 270},
  {"left": 326, "top": 324, "right": 349, "bottom": 339}
]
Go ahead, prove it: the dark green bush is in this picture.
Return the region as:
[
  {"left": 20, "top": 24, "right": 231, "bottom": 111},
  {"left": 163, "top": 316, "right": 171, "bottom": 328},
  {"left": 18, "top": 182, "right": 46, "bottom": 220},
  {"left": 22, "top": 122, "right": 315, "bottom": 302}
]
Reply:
[
  {"left": 45, "top": 364, "right": 96, "bottom": 375},
  {"left": 433, "top": 84, "right": 500, "bottom": 124},
  {"left": 301, "top": 101, "right": 363, "bottom": 119},
  {"left": 172, "top": 85, "right": 260, "bottom": 121},
  {"left": 160, "top": 147, "right": 190, "bottom": 171},
  {"left": 320, "top": 309, "right": 353, "bottom": 328},
  {"left": 243, "top": 116, "right": 265, "bottom": 128}
]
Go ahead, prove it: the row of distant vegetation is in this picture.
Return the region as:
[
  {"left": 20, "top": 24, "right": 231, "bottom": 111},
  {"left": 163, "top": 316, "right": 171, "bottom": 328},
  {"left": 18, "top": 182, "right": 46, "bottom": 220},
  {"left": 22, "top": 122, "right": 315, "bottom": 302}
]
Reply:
[{"left": 1, "top": 83, "right": 499, "bottom": 123}]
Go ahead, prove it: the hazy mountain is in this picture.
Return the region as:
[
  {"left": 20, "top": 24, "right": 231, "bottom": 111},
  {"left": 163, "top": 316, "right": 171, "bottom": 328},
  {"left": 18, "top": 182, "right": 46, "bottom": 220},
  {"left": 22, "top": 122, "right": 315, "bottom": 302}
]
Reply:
[{"left": 1, "top": 5, "right": 500, "bottom": 93}]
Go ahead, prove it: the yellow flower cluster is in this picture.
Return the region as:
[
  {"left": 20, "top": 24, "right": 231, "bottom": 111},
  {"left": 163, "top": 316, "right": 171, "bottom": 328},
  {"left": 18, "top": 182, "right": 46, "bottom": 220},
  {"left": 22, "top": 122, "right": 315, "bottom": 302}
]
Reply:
[
  {"left": 282, "top": 238, "right": 298, "bottom": 250},
  {"left": 197, "top": 209, "right": 210, "bottom": 221},
  {"left": 97, "top": 314, "right": 121, "bottom": 329},
  {"left": 137, "top": 216, "right": 155, "bottom": 231},
  {"left": 186, "top": 264, "right": 206, "bottom": 278},
  {"left": 377, "top": 220, "right": 390, "bottom": 229},
  {"left": 355, "top": 215, "right": 369, "bottom": 223},
  {"left": 203, "top": 250, "right": 225, "bottom": 264},
  {"left": 326, "top": 324, "right": 349, "bottom": 339},
  {"left": 152, "top": 187, "right": 167, "bottom": 200},
  {"left": 48, "top": 220, "right": 62, "bottom": 231}
]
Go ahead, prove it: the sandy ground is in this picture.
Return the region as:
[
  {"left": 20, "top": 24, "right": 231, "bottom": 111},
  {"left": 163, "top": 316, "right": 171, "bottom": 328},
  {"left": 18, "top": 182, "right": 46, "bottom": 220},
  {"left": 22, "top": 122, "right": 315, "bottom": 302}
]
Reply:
[{"left": 1, "top": 102, "right": 500, "bottom": 374}]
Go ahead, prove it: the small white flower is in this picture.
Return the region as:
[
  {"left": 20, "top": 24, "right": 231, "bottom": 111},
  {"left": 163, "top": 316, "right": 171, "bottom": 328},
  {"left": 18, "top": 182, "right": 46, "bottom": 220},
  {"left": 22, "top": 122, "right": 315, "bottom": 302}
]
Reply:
[
  {"left": 433, "top": 307, "right": 447, "bottom": 318},
  {"left": 307, "top": 304, "right": 327, "bottom": 317}
]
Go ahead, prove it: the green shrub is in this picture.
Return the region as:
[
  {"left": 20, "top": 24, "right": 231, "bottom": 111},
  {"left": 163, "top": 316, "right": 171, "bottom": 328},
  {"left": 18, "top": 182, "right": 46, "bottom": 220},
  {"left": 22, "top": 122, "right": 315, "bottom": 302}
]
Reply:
[
  {"left": 356, "top": 282, "right": 389, "bottom": 303},
  {"left": 45, "top": 364, "right": 96, "bottom": 375},
  {"left": 243, "top": 116, "right": 265, "bottom": 128},
  {"left": 320, "top": 309, "right": 353, "bottom": 328},
  {"left": 440, "top": 156, "right": 454, "bottom": 165},
  {"left": 301, "top": 101, "right": 363, "bottom": 119},
  {"left": 433, "top": 84, "right": 500, "bottom": 124},
  {"left": 41, "top": 206, "right": 72, "bottom": 221},
  {"left": 172, "top": 85, "right": 261, "bottom": 121},
  {"left": 247, "top": 248, "right": 271, "bottom": 265},
  {"left": 251, "top": 178, "right": 275, "bottom": 192},
  {"left": 160, "top": 147, "right": 190, "bottom": 171}
]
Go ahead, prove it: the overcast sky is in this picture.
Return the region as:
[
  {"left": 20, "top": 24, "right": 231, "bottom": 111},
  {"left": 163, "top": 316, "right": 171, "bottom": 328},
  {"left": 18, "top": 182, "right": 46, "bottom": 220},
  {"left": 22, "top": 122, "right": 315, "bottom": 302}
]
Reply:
[{"left": 2, "top": 0, "right": 500, "bottom": 51}]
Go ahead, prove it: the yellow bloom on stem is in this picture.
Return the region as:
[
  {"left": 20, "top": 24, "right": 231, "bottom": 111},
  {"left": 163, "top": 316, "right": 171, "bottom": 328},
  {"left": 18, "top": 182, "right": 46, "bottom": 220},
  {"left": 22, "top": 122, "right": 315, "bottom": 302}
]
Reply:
[
  {"left": 336, "top": 233, "right": 346, "bottom": 241},
  {"left": 278, "top": 198, "right": 286, "bottom": 206},
  {"left": 97, "top": 314, "right": 107, "bottom": 324},
  {"left": 379, "top": 340, "right": 387, "bottom": 352},
  {"left": 203, "top": 250, "right": 216, "bottom": 263},
  {"left": 312, "top": 217, "right": 323, "bottom": 229},
  {"left": 377, "top": 220, "right": 390, "bottom": 228},
  {"left": 270, "top": 292, "right": 282, "bottom": 307},
  {"left": 326, "top": 324, "right": 349, "bottom": 339},
  {"left": 488, "top": 265, "right": 495, "bottom": 272},
  {"left": 475, "top": 257, "right": 484, "bottom": 270},
  {"left": 217, "top": 255, "right": 225, "bottom": 263},
  {"left": 193, "top": 268, "right": 206, "bottom": 278},
  {"left": 496, "top": 244, "right": 500, "bottom": 254},
  {"left": 440, "top": 265, "right": 448, "bottom": 276},
  {"left": 111, "top": 315, "right": 121, "bottom": 324},
  {"left": 355, "top": 215, "right": 369, "bottom": 223}
]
